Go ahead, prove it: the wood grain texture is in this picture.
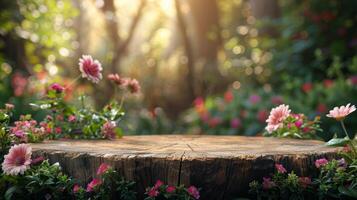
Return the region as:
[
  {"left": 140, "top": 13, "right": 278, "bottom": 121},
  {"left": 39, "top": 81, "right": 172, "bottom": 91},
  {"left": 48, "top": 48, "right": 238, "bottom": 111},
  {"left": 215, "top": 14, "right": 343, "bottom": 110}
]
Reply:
[{"left": 30, "top": 135, "right": 340, "bottom": 199}]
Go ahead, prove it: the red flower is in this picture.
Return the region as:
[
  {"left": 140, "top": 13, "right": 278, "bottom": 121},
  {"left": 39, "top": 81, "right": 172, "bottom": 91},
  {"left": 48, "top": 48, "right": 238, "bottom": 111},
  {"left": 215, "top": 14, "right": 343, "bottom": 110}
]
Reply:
[
  {"left": 301, "top": 82, "right": 313, "bottom": 93},
  {"left": 316, "top": 103, "right": 327, "bottom": 114},
  {"left": 187, "top": 186, "right": 200, "bottom": 199},
  {"left": 323, "top": 79, "right": 334, "bottom": 88},
  {"left": 224, "top": 91, "right": 234, "bottom": 103},
  {"left": 208, "top": 117, "right": 221, "bottom": 128},
  {"left": 86, "top": 178, "right": 102, "bottom": 192},
  {"left": 55, "top": 127, "right": 62, "bottom": 134},
  {"left": 349, "top": 75, "right": 357, "bottom": 85},
  {"left": 275, "top": 164, "right": 287, "bottom": 174},
  {"left": 97, "top": 163, "right": 111, "bottom": 175}
]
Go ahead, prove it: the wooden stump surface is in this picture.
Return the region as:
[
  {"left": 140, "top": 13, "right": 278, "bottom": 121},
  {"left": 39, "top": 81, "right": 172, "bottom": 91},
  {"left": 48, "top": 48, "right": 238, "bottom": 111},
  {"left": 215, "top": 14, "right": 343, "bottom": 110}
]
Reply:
[{"left": 31, "top": 135, "right": 340, "bottom": 199}]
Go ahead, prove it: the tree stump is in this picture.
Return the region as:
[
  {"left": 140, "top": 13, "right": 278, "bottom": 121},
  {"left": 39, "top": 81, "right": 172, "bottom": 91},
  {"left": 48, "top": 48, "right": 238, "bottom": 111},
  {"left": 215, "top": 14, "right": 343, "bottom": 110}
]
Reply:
[{"left": 31, "top": 135, "right": 340, "bottom": 199}]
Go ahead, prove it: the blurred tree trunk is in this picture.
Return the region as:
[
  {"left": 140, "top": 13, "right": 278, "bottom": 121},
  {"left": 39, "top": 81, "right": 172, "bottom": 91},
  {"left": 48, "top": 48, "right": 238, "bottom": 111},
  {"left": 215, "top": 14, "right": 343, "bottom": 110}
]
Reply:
[
  {"left": 174, "top": 0, "right": 196, "bottom": 101},
  {"left": 187, "top": 0, "right": 223, "bottom": 97},
  {"left": 101, "top": 0, "right": 147, "bottom": 73},
  {"left": 249, "top": 0, "right": 281, "bottom": 36}
]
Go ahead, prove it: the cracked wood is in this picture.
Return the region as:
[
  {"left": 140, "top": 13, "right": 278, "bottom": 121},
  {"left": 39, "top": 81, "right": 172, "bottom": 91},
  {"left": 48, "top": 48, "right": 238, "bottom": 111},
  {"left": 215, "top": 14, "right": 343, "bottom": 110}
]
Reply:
[{"left": 30, "top": 135, "right": 340, "bottom": 199}]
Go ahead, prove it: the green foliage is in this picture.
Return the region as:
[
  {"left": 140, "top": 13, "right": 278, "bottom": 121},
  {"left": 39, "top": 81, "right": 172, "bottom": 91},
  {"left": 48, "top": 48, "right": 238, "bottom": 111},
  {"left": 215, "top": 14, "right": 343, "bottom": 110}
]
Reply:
[{"left": 0, "top": 160, "right": 75, "bottom": 200}]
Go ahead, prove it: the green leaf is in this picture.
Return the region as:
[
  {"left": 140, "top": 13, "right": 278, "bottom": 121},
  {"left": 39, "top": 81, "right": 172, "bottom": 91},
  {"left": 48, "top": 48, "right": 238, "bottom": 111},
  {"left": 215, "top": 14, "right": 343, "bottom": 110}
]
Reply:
[
  {"left": 325, "top": 137, "right": 350, "bottom": 147},
  {"left": 338, "top": 186, "right": 357, "bottom": 198},
  {"left": 5, "top": 186, "right": 17, "bottom": 200},
  {"left": 115, "top": 127, "right": 123, "bottom": 138}
]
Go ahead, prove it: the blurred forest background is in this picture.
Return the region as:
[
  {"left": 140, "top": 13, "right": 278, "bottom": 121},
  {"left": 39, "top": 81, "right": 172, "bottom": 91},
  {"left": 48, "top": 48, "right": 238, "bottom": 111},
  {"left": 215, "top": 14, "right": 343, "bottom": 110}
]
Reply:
[{"left": 0, "top": 0, "right": 356, "bottom": 140}]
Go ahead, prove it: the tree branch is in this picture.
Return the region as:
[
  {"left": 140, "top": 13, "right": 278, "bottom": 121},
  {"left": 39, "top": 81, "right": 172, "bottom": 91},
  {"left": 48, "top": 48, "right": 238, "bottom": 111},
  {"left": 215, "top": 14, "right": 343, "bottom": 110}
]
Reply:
[{"left": 118, "top": 0, "right": 147, "bottom": 55}]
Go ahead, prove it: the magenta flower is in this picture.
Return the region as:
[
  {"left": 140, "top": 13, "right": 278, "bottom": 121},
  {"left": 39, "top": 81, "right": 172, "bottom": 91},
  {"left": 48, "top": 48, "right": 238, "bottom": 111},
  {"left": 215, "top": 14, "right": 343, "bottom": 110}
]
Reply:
[
  {"left": 294, "top": 120, "right": 303, "bottom": 128},
  {"left": 249, "top": 94, "right": 261, "bottom": 104},
  {"left": 262, "top": 177, "right": 275, "bottom": 190},
  {"left": 154, "top": 180, "right": 164, "bottom": 189},
  {"left": 148, "top": 188, "right": 159, "bottom": 197},
  {"left": 230, "top": 118, "right": 241, "bottom": 129},
  {"left": 275, "top": 164, "right": 287, "bottom": 174},
  {"left": 166, "top": 186, "right": 176, "bottom": 193},
  {"left": 326, "top": 103, "right": 356, "bottom": 121},
  {"left": 187, "top": 186, "right": 200, "bottom": 199},
  {"left": 2, "top": 144, "right": 32, "bottom": 175},
  {"left": 127, "top": 78, "right": 141, "bottom": 94},
  {"left": 50, "top": 83, "right": 64, "bottom": 93},
  {"left": 315, "top": 158, "right": 328, "bottom": 168},
  {"left": 97, "top": 163, "right": 111, "bottom": 175},
  {"left": 101, "top": 121, "right": 117, "bottom": 140},
  {"left": 265, "top": 104, "right": 291, "bottom": 133},
  {"left": 78, "top": 55, "right": 103, "bottom": 84},
  {"left": 86, "top": 178, "right": 102, "bottom": 192}
]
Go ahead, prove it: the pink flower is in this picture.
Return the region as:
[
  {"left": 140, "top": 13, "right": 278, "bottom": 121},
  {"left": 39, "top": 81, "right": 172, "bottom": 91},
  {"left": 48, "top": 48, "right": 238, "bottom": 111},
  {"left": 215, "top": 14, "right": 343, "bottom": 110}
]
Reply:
[
  {"left": 298, "top": 177, "right": 311, "bottom": 188},
  {"left": 14, "top": 130, "right": 25, "bottom": 138},
  {"left": 73, "top": 184, "right": 81, "bottom": 193},
  {"left": 249, "top": 94, "right": 261, "bottom": 104},
  {"left": 194, "top": 97, "right": 204, "bottom": 107},
  {"left": 50, "top": 83, "right": 64, "bottom": 93},
  {"left": 86, "top": 178, "right": 102, "bottom": 192},
  {"left": 275, "top": 164, "right": 287, "bottom": 174},
  {"left": 230, "top": 118, "right": 241, "bottom": 129},
  {"left": 315, "top": 158, "right": 328, "bottom": 168},
  {"left": 97, "top": 163, "right": 111, "bottom": 175},
  {"left": 154, "top": 180, "right": 164, "bottom": 189},
  {"left": 127, "top": 78, "right": 140, "bottom": 94},
  {"left": 107, "top": 73, "right": 128, "bottom": 86},
  {"left": 326, "top": 104, "right": 356, "bottom": 121},
  {"left": 187, "top": 186, "right": 200, "bottom": 199},
  {"left": 101, "top": 121, "right": 116, "bottom": 140},
  {"left": 2, "top": 144, "right": 32, "bottom": 175},
  {"left": 78, "top": 55, "right": 103, "bottom": 84},
  {"left": 166, "top": 186, "right": 176, "bottom": 193},
  {"left": 224, "top": 91, "right": 234, "bottom": 103},
  {"left": 262, "top": 177, "right": 275, "bottom": 190},
  {"left": 68, "top": 115, "right": 76, "bottom": 123},
  {"left": 148, "top": 188, "right": 159, "bottom": 197},
  {"left": 265, "top": 104, "right": 291, "bottom": 133}
]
